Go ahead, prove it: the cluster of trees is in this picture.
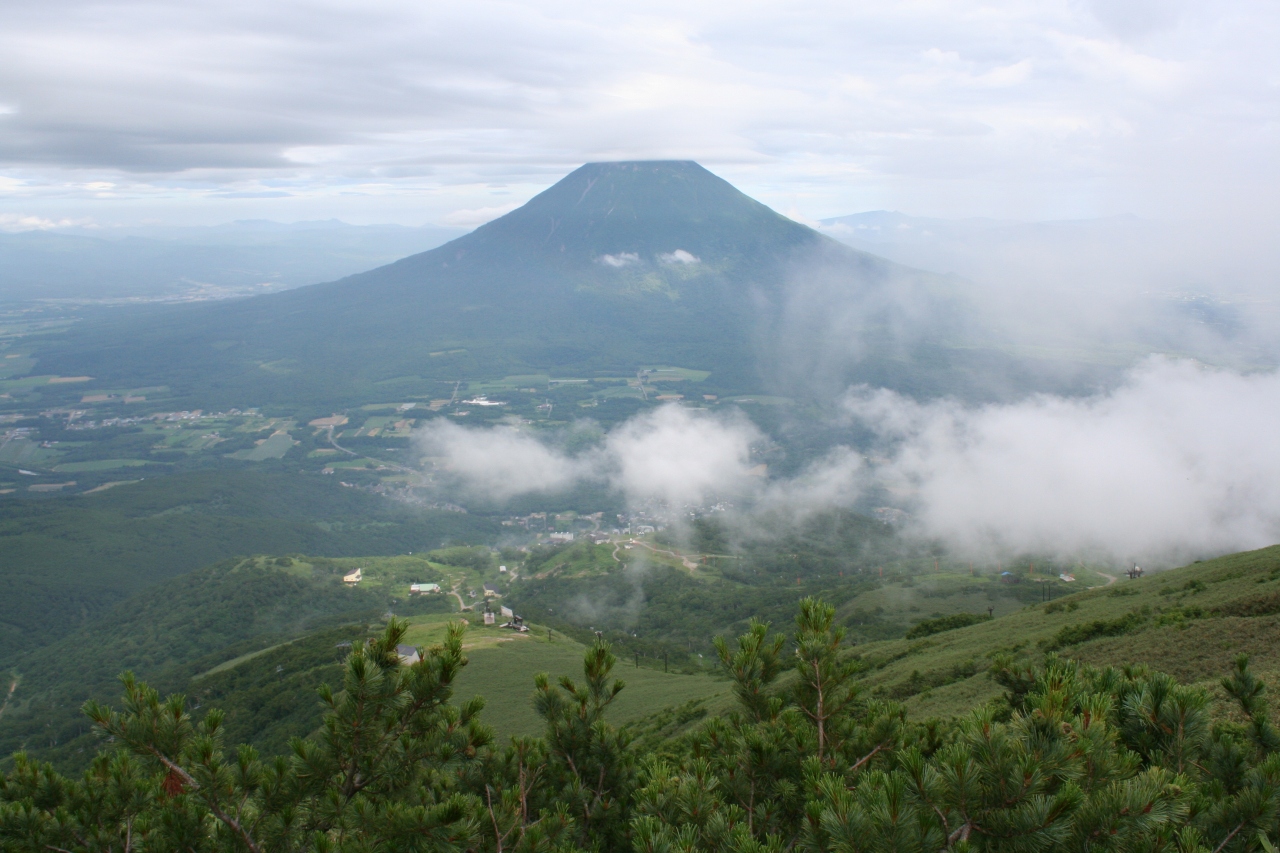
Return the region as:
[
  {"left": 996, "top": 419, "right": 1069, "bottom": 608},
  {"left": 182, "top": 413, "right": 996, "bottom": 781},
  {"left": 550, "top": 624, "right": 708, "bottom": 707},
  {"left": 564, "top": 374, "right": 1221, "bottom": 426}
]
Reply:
[{"left": 3, "top": 598, "right": 1279, "bottom": 852}]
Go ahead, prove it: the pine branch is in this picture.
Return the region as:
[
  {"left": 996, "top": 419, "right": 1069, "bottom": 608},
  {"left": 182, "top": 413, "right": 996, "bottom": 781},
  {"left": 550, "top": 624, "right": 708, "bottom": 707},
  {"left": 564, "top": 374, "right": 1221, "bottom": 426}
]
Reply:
[
  {"left": 141, "top": 747, "right": 263, "bottom": 853},
  {"left": 1212, "top": 821, "right": 1248, "bottom": 853}
]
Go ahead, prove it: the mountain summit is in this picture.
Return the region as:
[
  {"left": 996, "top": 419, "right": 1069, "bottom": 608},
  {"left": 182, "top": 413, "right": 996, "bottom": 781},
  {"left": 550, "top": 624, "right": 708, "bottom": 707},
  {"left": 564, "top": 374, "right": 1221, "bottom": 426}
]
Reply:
[
  {"left": 469, "top": 160, "right": 814, "bottom": 260},
  {"left": 327, "top": 160, "right": 823, "bottom": 308},
  {"left": 38, "top": 161, "right": 971, "bottom": 405}
]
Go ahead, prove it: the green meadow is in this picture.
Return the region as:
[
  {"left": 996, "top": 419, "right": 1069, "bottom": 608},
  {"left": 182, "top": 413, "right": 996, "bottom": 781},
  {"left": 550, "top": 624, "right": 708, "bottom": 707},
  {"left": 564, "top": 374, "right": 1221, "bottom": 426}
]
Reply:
[
  {"left": 845, "top": 546, "right": 1280, "bottom": 719},
  {"left": 401, "top": 613, "right": 728, "bottom": 740}
]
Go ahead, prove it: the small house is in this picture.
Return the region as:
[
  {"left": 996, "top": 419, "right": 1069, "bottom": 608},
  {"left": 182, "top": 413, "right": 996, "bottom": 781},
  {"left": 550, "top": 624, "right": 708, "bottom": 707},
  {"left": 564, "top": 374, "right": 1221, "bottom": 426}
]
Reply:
[
  {"left": 343, "top": 568, "right": 363, "bottom": 585},
  {"left": 395, "top": 644, "right": 420, "bottom": 665},
  {"left": 483, "top": 583, "right": 501, "bottom": 598},
  {"left": 410, "top": 582, "right": 441, "bottom": 595}
]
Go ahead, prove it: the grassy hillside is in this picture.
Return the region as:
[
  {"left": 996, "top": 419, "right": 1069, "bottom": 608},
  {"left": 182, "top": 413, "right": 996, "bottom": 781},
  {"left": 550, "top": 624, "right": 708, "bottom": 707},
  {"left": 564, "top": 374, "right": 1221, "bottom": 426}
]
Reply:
[
  {"left": 0, "top": 550, "right": 729, "bottom": 770},
  {"left": 10, "top": 535, "right": 1279, "bottom": 775},
  {"left": 846, "top": 545, "right": 1280, "bottom": 719},
  {"left": 399, "top": 613, "right": 727, "bottom": 740}
]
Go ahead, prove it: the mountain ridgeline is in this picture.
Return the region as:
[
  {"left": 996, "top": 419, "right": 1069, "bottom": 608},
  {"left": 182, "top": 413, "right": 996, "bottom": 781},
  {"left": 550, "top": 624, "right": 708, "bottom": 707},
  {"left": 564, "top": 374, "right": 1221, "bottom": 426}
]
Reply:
[{"left": 34, "top": 161, "right": 1018, "bottom": 409}]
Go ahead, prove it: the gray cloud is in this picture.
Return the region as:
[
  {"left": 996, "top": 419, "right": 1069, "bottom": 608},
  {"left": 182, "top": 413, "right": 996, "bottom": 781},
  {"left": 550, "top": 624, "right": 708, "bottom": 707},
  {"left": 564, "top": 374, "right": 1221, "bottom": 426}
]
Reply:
[{"left": 0, "top": 0, "right": 1276, "bottom": 225}]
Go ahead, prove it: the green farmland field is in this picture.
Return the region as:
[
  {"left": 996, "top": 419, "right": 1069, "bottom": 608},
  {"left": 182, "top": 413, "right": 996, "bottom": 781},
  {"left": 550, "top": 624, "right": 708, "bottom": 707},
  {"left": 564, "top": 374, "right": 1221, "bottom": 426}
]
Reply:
[
  {"left": 229, "top": 430, "right": 297, "bottom": 461},
  {"left": 54, "top": 458, "right": 153, "bottom": 473}
]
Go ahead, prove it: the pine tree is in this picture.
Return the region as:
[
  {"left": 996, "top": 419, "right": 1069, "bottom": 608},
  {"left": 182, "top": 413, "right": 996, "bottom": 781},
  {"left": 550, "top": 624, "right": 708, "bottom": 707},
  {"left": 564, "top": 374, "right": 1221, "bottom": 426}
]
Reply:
[{"left": 7, "top": 598, "right": 1280, "bottom": 853}]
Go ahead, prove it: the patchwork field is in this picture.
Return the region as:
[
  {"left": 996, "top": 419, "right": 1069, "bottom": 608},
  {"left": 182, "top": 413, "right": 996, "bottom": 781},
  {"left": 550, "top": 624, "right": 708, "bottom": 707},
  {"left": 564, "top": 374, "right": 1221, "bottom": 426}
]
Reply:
[{"left": 228, "top": 429, "right": 297, "bottom": 461}]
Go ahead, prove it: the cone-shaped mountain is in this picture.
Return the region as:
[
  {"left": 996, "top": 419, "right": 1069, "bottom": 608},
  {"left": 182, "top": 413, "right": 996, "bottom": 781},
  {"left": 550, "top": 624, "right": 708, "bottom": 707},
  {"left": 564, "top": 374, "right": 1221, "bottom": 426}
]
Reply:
[
  {"left": 305, "top": 160, "right": 824, "bottom": 308},
  {"left": 37, "top": 161, "right": 974, "bottom": 406}
]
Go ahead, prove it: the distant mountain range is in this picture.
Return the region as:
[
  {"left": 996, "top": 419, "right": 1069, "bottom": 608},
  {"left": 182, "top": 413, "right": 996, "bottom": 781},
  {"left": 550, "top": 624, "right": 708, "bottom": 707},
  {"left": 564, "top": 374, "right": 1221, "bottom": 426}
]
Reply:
[
  {"left": 0, "top": 220, "right": 465, "bottom": 302},
  {"left": 30, "top": 162, "right": 1123, "bottom": 410}
]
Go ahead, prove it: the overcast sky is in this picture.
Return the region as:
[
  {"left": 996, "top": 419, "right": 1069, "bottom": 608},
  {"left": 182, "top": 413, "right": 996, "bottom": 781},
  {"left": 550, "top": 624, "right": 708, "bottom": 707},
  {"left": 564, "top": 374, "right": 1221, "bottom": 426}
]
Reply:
[{"left": 1, "top": 0, "right": 1276, "bottom": 228}]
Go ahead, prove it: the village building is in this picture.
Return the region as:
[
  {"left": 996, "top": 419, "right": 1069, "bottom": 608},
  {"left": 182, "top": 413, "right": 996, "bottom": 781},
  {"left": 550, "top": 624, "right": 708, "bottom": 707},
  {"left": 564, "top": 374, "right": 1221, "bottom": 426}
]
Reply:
[
  {"left": 410, "top": 582, "right": 441, "bottom": 594},
  {"left": 343, "top": 567, "right": 363, "bottom": 585},
  {"left": 483, "top": 583, "right": 501, "bottom": 598}
]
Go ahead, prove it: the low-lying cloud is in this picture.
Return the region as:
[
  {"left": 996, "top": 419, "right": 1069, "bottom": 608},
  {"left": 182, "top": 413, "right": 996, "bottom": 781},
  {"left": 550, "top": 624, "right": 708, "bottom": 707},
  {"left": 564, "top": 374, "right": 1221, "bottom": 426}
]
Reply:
[
  {"left": 599, "top": 252, "right": 640, "bottom": 268},
  {"left": 419, "top": 357, "right": 1280, "bottom": 566},
  {"left": 850, "top": 357, "right": 1280, "bottom": 564},
  {"left": 415, "top": 404, "right": 760, "bottom": 507},
  {"left": 417, "top": 418, "right": 586, "bottom": 501}
]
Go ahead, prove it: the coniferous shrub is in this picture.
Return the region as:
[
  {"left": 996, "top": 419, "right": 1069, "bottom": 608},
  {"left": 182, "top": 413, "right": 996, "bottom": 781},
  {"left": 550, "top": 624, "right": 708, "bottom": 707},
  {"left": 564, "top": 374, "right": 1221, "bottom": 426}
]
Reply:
[{"left": 4, "top": 599, "right": 1280, "bottom": 852}]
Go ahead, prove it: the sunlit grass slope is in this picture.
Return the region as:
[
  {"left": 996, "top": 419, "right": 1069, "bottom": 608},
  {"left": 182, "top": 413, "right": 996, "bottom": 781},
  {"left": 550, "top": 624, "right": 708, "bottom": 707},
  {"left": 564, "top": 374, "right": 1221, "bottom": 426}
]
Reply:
[
  {"left": 850, "top": 545, "right": 1280, "bottom": 719},
  {"left": 402, "top": 613, "right": 729, "bottom": 740}
]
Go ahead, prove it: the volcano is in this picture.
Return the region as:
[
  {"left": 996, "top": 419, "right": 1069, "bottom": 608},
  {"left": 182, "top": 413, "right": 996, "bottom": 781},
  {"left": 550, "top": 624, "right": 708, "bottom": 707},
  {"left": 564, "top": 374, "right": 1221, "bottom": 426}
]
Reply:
[{"left": 36, "top": 161, "right": 986, "bottom": 407}]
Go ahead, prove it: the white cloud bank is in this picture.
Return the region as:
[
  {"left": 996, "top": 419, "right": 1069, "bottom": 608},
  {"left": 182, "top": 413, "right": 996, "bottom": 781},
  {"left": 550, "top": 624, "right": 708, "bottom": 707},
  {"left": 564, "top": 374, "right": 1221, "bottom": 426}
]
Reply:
[
  {"left": 416, "top": 419, "right": 588, "bottom": 501},
  {"left": 415, "top": 404, "right": 761, "bottom": 506},
  {"left": 606, "top": 405, "right": 758, "bottom": 506},
  {"left": 850, "top": 357, "right": 1280, "bottom": 563},
  {"left": 420, "top": 358, "right": 1280, "bottom": 566}
]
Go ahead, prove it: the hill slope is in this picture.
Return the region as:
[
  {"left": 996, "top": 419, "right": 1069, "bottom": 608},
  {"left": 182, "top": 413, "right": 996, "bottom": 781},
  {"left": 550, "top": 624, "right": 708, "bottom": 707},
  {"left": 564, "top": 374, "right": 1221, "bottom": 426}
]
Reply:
[
  {"left": 0, "top": 554, "right": 727, "bottom": 770},
  {"left": 32, "top": 161, "right": 1009, "bottom": 409},
  {"left": 0, "top": 470, "right": 498, "bottom": 662},
  {"left": 851, "top": 545, "right": 1280, "bottom": 718}
]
